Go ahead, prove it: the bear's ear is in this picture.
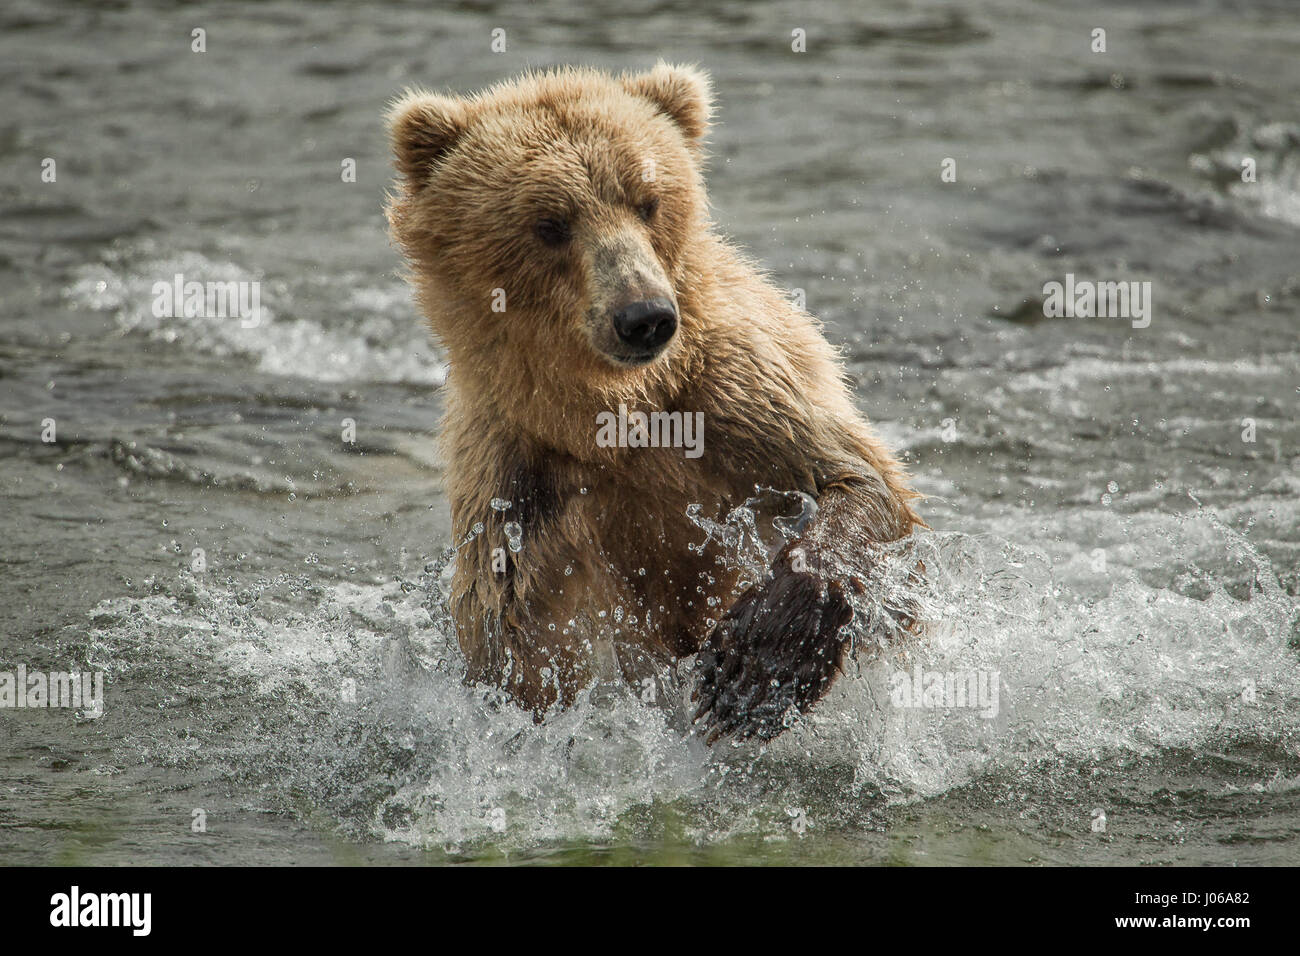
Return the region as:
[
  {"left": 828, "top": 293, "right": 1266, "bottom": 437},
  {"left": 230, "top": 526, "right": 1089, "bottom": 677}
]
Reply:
[
  {"left": 621, "top": 62, "right": 713, "bottom": 144},
  {"left": 387, "top": 90, "right": 470, "bottom": 187}
]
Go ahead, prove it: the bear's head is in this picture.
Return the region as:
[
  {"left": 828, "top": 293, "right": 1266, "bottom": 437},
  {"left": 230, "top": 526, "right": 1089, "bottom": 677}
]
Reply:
[{"left": 386, "top": 64, "right": 712, "bottom": 417}]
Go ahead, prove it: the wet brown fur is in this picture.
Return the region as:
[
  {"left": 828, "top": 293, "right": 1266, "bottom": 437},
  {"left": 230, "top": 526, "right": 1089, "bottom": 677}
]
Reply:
[{"left": 386, "top": 64, "right": 923, "bottom": 737}]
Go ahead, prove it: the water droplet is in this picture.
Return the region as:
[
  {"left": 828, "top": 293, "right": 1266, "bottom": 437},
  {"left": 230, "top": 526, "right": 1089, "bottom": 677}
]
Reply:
[
  {"left": 504, "top": 521, "right": 523, "bottom": 552},
  {"left": 490, "top": 497, "right": 512, "bottom": 512}
]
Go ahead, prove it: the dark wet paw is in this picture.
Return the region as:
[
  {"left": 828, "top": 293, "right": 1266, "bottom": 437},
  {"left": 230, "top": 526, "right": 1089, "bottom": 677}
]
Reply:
[{"left": 691, "top": 557, "right": 854, "bottom": 744}]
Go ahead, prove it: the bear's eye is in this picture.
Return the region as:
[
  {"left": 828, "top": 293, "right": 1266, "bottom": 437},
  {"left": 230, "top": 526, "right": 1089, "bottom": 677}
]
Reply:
[
  {"left": 636, "top": 198, "right": 660, "bottom": 222},
  {"left": 535, "top": 216, "right": 571, "bottom": 246}
]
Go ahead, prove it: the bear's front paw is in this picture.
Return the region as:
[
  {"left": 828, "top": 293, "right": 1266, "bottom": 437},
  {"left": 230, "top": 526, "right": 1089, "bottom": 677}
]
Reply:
[{"left": 691, "top": 556, "right": 854, "bottom": 744}]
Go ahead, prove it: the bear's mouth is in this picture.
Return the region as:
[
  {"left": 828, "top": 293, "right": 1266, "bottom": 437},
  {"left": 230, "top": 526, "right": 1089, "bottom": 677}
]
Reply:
[{"left": 609, "top": 349, "right": 664, "bottom": 368}]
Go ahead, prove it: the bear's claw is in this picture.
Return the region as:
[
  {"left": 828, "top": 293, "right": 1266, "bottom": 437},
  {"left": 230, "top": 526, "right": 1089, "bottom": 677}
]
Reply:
[{"left": 691, "top": 557, "right": 854, "bottom": 744}]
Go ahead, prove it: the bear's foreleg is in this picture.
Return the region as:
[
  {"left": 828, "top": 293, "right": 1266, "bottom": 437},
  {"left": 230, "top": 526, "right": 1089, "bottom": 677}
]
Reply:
[
  {"left": 448, "top": 467, "right": 616, "bottom": 717},
  {"left": 691, "top": 475, "right": 919, "bottom": 743}
]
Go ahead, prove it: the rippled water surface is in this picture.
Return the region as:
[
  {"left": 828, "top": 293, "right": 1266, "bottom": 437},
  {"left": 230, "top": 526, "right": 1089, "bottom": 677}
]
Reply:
[{"left": 2, "top": 0, "right": 1298, "bottom": 865}]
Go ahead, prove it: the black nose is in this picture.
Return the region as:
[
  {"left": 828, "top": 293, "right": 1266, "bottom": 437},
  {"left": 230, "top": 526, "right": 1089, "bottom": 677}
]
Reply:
[{"left": 612, "top": 298, "right": 677, "bottom": 352}]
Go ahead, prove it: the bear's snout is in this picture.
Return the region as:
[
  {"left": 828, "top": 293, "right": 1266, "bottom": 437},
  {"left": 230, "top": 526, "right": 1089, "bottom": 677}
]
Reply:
[{"left": 611, "top": 298, "right": 677, "bottom": 357}]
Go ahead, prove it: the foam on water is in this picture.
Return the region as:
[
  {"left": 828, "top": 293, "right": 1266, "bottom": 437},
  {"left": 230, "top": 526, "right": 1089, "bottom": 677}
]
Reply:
[
  {"left": 80, "top": 498, "right": 1299, "bottom": 853},
  {"left": 1190, "top": 120, "right": 1300, "bottom": 227},
  {"left": 63, "top": 246, "right": 444, "bottom": 386}
]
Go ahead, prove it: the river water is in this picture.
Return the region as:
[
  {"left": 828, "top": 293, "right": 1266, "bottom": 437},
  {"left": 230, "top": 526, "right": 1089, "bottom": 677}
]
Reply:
[{"left": 2, "top": 0, "right": 1298, "bottom": 864}]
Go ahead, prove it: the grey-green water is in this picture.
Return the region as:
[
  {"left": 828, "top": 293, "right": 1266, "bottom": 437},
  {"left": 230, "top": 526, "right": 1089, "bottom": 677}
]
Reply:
[{"left": 1, "top": 0, "right": 1298, "bottom": 865}]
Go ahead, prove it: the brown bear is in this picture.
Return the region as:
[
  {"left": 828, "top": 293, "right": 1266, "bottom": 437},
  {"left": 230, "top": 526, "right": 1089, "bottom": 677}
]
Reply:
[{"left": 386, "top": 63, "right": 923, "bottom": 742}]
